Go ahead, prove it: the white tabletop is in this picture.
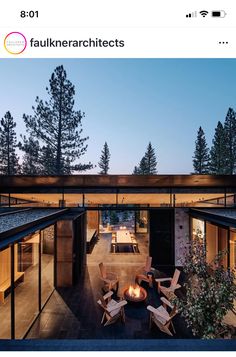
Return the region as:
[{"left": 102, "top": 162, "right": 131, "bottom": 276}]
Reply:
[{"left": 116, "top": 230, "right": 133, "bottom": 244}]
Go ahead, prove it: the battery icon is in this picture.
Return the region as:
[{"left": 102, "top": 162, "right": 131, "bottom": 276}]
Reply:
[{"left": 211, "top": 10, "right": 226, "bottom": 18}]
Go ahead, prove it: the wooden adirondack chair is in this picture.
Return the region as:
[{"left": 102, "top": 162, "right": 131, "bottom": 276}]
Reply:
[
  {"left": 99, "top": 262, "right": 119, "bottom": 292},
  {"left": 97, "top": 291, "right": 127, "bottom": 326},
  {"left": 147, "top": 297, "right": 178, "bottom": 336},
  {"left": 155, "top": 269, "right": 181, "bottom": 297},
  {"left": 135, "top": 256, "right": 153, "bottom": 286},
  {"left": 137, "top": 256, "right": 152, "bottom": 274}
]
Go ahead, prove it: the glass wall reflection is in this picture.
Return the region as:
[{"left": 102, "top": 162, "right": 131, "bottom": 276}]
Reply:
[
  {"left": 218, "top": 227, "right": 228, "bottom": 269},
  {"left": 0, "top": 246, "right": 12, "bottom": 338},
  {"left": 41, "top": 225, "right": 55, "bottom": 306},
  {"left": 15, "top": 233, "right": 39, "bottom": 339},
  {"left": 230, "top": 229, "right": 236, "bottom": 271},
  {"left": 206, "top": 223, "right": 218, "bottom": 264},
  {"left": 191, "top": 218, "right": 205, "bottom": 242},
  {"left": 136, "top": 211, "right": 148, "bottom": 233}
]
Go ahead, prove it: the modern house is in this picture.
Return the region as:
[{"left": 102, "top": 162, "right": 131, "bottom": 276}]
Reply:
[{"left": 0, "top": 174, "right": 236, "bottom": 339}]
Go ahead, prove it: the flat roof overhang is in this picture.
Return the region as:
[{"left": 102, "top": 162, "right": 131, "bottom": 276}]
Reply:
[
  {"left": 0, "top": 208, "right": 74, "bottom": 249},
  {"left": 0, "top": 175, "right": 236, "bottom": 193},
  {"left": 0, "top": 207, "right": 85, "bottom": 250},
  {"left": 189, "top": 208, "right": 236, "bottom": 228}
]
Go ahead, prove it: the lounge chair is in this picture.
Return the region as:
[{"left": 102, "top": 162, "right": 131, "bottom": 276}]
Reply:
[
  {"left": 147, "top": 297, "right": 178, "bottom": 336},
  {"left": 155, "top": 269, "right": 181, "bottom": 297},
  {"left": 97, "top": 291, "right": 127, "bottom": 326},
  {"left": 99, "top": 262, "right": 119, "bottom": 292}
]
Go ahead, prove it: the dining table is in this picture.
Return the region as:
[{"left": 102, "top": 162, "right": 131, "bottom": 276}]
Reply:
[{"left": 111, "top": 230, "right": 138, "bottom": 253}]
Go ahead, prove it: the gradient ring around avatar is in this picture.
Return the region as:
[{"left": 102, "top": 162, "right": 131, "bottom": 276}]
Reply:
[{"left": 4, "top": 32, "right": 27, "bottom": 55}]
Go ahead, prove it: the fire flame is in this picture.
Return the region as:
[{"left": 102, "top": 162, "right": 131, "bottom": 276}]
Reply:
[{"left": 128, "top": 285, "right": 141, "bottom": 298}]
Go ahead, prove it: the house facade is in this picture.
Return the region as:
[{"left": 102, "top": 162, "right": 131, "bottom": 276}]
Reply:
[{"left": 0, "top": 174, "right": 236, "bottom": 339}]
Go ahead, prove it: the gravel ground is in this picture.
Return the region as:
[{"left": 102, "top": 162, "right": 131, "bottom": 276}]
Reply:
[{"left": 0, "top": 209, "right": 61, "bottom": 233}]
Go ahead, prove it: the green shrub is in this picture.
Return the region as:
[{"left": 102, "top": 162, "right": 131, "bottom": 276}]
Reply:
[{"left": 176, "top": 236, "right": 236, "bottom": 339}]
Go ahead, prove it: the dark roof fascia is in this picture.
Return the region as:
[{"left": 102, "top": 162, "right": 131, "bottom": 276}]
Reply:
[
  {"left": 0, "top": 174, "right": 236, "bottom": 190},
  {"left": 189, "top": 208, "right": 236, "bottom": 228},
  {"left": 58, "top": 209, "right": 85, "bottom": 220}
]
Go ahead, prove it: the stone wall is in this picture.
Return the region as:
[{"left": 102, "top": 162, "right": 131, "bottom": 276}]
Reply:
[{"left": 175, "top": 208, "right": 190, "bottom": 266}]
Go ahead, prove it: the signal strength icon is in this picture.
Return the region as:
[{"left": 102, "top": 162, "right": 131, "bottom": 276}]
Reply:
[
  {"left": 186, "top": 11, "right": 197, "bottom": 18},
  {"left": 199, "top": 10, "right": 209, "bottom": 17}
]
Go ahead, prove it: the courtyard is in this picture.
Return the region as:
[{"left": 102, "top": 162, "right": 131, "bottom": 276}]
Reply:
[{"left": 26, "top": 232, "right": 192, "bottom": 339}]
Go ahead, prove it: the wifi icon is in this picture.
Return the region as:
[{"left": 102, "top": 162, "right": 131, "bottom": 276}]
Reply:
[{"left": 199, "top": 10, "right": 209, "bottom": 17}]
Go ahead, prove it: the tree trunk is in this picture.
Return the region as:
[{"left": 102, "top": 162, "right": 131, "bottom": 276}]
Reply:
[{"left": 56, "top": 79, "right": 63, "bottom": 174}]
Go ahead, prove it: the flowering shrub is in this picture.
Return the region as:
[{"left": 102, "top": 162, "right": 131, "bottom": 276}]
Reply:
[{"left": 176, "top": 235, "right": 236, "bottom": 339}]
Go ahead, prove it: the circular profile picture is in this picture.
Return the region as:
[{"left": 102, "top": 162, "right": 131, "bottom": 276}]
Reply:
[{"left": 4, "top": 32, "right": 27, "bottom": 55}]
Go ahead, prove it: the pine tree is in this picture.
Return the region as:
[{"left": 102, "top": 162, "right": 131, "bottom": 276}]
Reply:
[
  {"left": 98, "top": 142, "right": 110, "bottom": 174},
  {"left": 0, "top": 111, "right": 20, "bottom": 175},
  {"left": 110, "top": 211, "right": 119, "bottom": 225},
  {"left": 64, "top": 156, "right": 72, "bottom": 175},
  {"left": 132, "top": 165, "right": 140, "bottom": 174},
  {"left": 144, "top": 142, "right": 157, "bottom": 174},
  {"left": 192, "top": 126, "right": 210, "bottom": 174},
  {"left": 122, "top": 210, "right": 129, "bottom": 222},
  {"left": 133, "top": 142, "right": 157, "bottom": 174},
  {"left": 139, "top": 157, "right": 148, "bottom": 174},
  {"left": 40, "top": 145, "right": 56, "bottom": 175},
  {"left": 20, "top": 65, "right": 93, "bottom": 175},
  {"left": 209, "top": 121, "right": 227, "bottom": 174},
  {"left": 224, "top": 108, "right": 236, "bottom": 174},
  {"left": 19, "top": 135, "right": 40, "bottom": 175}
]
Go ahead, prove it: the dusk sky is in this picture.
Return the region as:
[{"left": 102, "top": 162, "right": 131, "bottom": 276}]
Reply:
[{"left": 1, "top": 59, "right": 236, "bottom": 174}]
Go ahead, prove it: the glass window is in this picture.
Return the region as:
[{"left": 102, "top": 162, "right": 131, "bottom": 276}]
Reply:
[
  {"left": 218, "top": 227, "right": 228, "bottom": 269},
  {"left": 175, "top": 193, "right": 226, "bottom": 207},
  {"left": 63, "top": 193, "right": 83, "bottom": 207},
  {"left": 136, "top": 211, "right": 148, "bottom": 233},
  {"left": 206, "top": 223, "right": 218, "bottom": 264},
  {"left": 15, "top": 233, "right": 39, "bottom": 339},
  {"left": 225, "top": 189, "right": 236, "bottom": 207},
  {"left": 84, "top": 193, "right": 116, "bottom": 206},
  {"left": 9, "top": 193, "right": 63, "bottom": 207},
  {"left": 191, "top": 218, "right": 205, "bottom": 242},
  {"left": 0, "top": 194, "right": 10, "bottom": 207},
  {"left": 230, "top": 229, "right": 236, "bottom": 271},
  {"left": 117, "top": 194, "right": 171, "bottom": 207},
  {"left": 41, "top": 225, "right": 55, "bottom": 306},
  {"left": 0, "top": 246, "right": 12, "bottom": 338}
]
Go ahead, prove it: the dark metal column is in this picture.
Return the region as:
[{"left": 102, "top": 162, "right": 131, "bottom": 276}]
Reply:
[
  {"left": 170, "top": 188, "right": 173, "bottom": 207},
  {"left": 54, "top": 223, "right": 57, "bottom": 289},
  {"left": 39, "top": 231, "right": 42, "bottom": 312},
  {"left": 227, "top": 228, "right": 230, "bottom": 269},
  {"left": 116, "top": 189, "right": 118, "bottom": 206},
  {"left": 10, "top": 244, "right": 15, "bottom": 339}
]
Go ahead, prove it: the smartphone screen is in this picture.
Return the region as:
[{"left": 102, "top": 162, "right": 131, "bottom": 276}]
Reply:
[{"left": 0, "top": 0, "right": 236, "bottom": 354}]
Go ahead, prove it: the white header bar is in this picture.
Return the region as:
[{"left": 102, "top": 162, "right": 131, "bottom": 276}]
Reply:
[
  {"left": 1, "top": 27, "right": 235, "bottom": 58},
  {"left": 1, "top": 1, "right": 236, "bottom": 58}
]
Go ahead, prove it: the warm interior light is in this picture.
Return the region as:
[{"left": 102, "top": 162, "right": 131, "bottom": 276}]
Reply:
[{"left": 128, "top": 285, "right": 141, "bottom": 298}]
